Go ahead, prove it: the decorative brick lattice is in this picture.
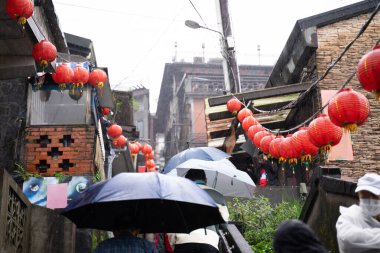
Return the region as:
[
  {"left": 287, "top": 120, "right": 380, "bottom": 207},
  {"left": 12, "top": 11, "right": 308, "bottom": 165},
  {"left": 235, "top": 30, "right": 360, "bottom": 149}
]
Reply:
[
  {"left": 59, "top": 135, "right": 74, "bottom": 147},
  {"left": 36, "top": 135, "right": 51, "bottom": 148},
  {"left": 48, "top": 147, "right": 62, "bottom": 159},
  {"left": 24, "top": 127, "right": 95, "bottom": 176},
  {"left": 6, "top": 187, "right": 26, "bottom": 251},
  {"left": 36, "top": 160, "right": 50, "bottom": 173},
  {"left": 59, "top": 159, "right": 74, "bottom": 171}
]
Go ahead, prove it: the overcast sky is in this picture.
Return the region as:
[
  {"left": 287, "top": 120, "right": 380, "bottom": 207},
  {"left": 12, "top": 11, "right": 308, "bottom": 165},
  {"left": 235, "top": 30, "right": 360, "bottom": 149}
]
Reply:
[{"left": 52, "top": 0, "right": 362, "bottom": 113}]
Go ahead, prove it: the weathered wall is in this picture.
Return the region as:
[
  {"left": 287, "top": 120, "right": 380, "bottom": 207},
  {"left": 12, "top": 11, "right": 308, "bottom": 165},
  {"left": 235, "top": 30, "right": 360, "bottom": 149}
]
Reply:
[
  {"left": 29, "top": 206, "right": 75, "bottom": 253},
  {"left": 303, "top": 176, "right": 358, "bottom": 253},
  {"left": 24, "top": 126, "right": 95, "bottom": 176},
  {"left": 316, "top": 12, "right": 380, "bottom": 177},
  {"left": 0, "top": 169, "right": 31, "bottom": 253},
  {"left": 0, "top": 168, "right": 76, "bottom": 253},
  {"left": 0, "top": 79, "right": 28, "bottom": 172}
]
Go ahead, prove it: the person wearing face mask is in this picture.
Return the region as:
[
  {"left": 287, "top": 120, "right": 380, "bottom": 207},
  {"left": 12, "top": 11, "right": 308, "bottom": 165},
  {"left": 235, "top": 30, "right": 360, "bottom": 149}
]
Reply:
[{"left": 336, "top": 173, "right": 380, "bottom": 253}]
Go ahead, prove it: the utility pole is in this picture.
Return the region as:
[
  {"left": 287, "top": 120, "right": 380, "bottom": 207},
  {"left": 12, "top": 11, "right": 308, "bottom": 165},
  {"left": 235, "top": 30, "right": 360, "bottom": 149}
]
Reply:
[{"left": 215, "top": 0, "right": 241, "bottom": 94}]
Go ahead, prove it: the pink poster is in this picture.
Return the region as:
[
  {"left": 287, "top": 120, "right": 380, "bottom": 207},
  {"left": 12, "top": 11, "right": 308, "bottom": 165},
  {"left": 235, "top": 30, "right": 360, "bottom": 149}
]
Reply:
[
  {"left": 321, "top": 90, "right": 354, "bottom": 161},
  {"left": 47, "top": 183, "right": 68, "bottom": 209}
]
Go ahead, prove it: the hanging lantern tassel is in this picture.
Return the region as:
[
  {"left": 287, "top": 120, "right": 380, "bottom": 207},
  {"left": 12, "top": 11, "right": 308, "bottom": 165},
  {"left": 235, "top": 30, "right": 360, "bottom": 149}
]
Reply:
[
  {"left": 58, "top": 83, "right": 66, "bottom": 93},
  {"left": 305, "top": 161, "right": 309, "bottom": 182},
  {"left": 279, "top": 157, "right": 287, "bottom": 164},
  {"left": 301, "top": 154, "right": 312, "bottom": 163},
  {"left": 343, "top": 123, "right": 358, "bottom": 133},
  {"left": 288, "top": 158, "right": 297, "bottom": 165}
]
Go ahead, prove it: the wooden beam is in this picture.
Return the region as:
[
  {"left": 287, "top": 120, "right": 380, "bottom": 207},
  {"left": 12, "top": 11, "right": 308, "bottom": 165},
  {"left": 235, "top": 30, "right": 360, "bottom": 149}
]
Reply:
[{"left": 207, "top": 82, "right": 310, "bottom": 107}]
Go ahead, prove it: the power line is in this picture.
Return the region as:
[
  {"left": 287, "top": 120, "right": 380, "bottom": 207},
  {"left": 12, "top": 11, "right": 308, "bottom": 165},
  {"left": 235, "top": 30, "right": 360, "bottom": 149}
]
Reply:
[
  {"left": 53, "top": 1, "right": 181, "bottom": 22},
  {"left": 249, "top": 0, "right": 380, "bottom": 114},
  {"left": 113, "top": 3, "right": 187, "bottom": 90},
  {"left": 187, "top": 0, "right": 207, "bottom": 27}
]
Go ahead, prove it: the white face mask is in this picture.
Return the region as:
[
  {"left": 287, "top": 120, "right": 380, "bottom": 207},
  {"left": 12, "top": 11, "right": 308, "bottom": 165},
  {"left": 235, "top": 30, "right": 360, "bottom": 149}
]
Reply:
[{"left": 360, "top": 199, "right": 380, "bottom": 217}]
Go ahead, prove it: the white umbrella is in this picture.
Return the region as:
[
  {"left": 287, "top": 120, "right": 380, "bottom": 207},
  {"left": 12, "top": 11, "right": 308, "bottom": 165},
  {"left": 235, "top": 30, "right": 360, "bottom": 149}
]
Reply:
[{"left": 168, "top": 158, "right": 256, "bottom": 198}]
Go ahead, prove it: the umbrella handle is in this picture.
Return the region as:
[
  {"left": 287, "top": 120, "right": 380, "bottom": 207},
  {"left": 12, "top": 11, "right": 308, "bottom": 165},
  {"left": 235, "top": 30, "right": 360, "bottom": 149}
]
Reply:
[{"left": 212, "top": 171, "right": 218, "bottom": 188}]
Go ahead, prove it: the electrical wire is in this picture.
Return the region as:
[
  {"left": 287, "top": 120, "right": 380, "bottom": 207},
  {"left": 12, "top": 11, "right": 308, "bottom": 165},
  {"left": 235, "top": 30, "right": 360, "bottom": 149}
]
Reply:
[
  {"left": 187, "top": 0, "right": 208, "bottom": 27},
  {"left": 246, "top": 0, "right": 380, "bottom": 114},
  {"left": 113, "top": 3, "right": 187, "bottom": 90},
  {"left": 261, "top": 69, "right": 357, "bottom": 134}
]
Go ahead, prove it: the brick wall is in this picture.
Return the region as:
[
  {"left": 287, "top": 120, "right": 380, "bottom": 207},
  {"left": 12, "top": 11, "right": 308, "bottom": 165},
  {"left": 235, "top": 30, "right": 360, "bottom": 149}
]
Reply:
[
  {"left": 316, "top": 13, "right": 380, "bottom": 177},
  {"left": 24, "top": 126, "right": 95, "bottom": 176}
]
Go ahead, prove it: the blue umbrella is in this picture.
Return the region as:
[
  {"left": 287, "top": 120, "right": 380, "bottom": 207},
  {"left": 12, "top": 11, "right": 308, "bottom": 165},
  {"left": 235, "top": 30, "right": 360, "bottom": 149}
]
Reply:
[
  {"left": 61, "top": 172, "right": 224, "bottom": 233},
  {"left": 162, "top": 147, "right": 230, "bottom": 174}
]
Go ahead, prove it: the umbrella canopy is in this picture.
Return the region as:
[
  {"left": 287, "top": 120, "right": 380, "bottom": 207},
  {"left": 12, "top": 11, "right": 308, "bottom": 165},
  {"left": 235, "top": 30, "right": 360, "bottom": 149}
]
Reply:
[
  {"left": 61, "top": 172, "right": 224, "bottom": 233},
  {"left": 168, "top": 159, "right": 256, "bottom": 198},
  {"left": 162, "top": 147, "right": 230, "bottom": 174}
]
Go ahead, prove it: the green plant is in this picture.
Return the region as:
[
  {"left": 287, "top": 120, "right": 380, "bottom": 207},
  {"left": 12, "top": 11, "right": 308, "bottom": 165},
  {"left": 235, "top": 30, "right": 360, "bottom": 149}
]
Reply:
[
  {"left": 53, "top": 172, "right": 66, "bottom": 183},
  {"left": 130, "top": 97, "right": 139, "bottom": 112},
  {"left": 92, "top": 229, "right": 109, "bottom": 250},
  {"left": 93, "top": 170, "right": 102, "bottom": 182},
  {"left": 228, "top": 196, "right": 303, "bottom": 253},
  {"left": 14, "top": 162, "right": 42, "bottom": 181}
]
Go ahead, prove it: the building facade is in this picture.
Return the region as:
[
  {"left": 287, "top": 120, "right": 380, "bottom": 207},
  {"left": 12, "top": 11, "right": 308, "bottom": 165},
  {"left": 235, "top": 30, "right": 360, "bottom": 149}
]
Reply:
[{"left": 155, "top": 59, "right": 272, "bottom": 166}]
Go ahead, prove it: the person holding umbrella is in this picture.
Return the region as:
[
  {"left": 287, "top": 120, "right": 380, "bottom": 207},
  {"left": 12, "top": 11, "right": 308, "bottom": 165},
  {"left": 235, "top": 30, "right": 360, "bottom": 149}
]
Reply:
[
  {"left": 62, "top": 173, "right": 225, "bottom": 252},
  {"left": 94, "top": 218, "right": 158, "bottom": 253},
  {"left": 169, "top": 169, "right": 228, "bottom": 253}
]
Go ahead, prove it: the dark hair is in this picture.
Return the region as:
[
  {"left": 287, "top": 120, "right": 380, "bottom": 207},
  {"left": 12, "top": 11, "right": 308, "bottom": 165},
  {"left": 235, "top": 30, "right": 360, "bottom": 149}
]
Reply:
[
  {"left": 185, "top": 169, "right": 206, "bottom": 181},
  {"left": 274, "top": 219, "right": 328, "bottom": 253}
]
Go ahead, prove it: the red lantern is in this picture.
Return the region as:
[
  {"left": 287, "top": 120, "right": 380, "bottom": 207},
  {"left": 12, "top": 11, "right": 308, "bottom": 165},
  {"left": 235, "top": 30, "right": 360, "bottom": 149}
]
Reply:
[
  {"left": 242, "top": 116, "right": 258, "bottom": 132},
  {"left": 107, "top": 124, "right": 122, "bottom": 139},
  {"left": 292, "top": 127, "right": 318, "bottom": 163},
  {"left": 141, "top": 144, "right": 152, "bottom": 156},
  {"left": 129, "top": 143, "right": 140, "bottom": 155},
  {"left": 52, "top": 64, "right": 73, "bottom": 91},
  {"left": 327, "top": 88, "right": 370, "bottom": 132},
  {"left": 102, "top": 107, "right": 110, "bottom": 116},
  {"left": 247, "top": 125, "right": 264, "bottom": 141},
  {"left": 145, "top": 152, "right": 154, "bottom": 160},
  {"left": 227, "top": 98, "right": 242, "bottom": 115},
  {"left": 112, "top": 135, "right": 127, "bottom": 149},
  {"left": 269, "top": 136, "right": 284, "bottom": 159},
  {"left": 89, "top": 69, "right": 108, "bottom": 88},
  {"left": 260, "top": 134, "right": 275, "bottom": 154},
  {"left": 253, "top": 130, "right": 270, "bottom": 149},
  {"left": 357, "top": 45, "right": 380, "bottom": 99},
  {"left": 279, "top": 135, "right": 299, "bottom": 165},
  {"left": 237, "top": 108, "right": 253, "bottom": 122},
  {"left": 135, "top": 141, "right": 142, "bottom": 151},
  {"left": 6, "top": 0, "right": 34, "bottom": 25},
  {"left": 72, "top": 65, "right": 89, "bottom": 88},
  {"left": 145, "top": 159, "right": 156, "bottom": 169},
  {"left": 32, "top": 40, "right": 57, "bottom": 68},
  {"left": 308, "top": 114, "right": 343, "bottom": 153}
]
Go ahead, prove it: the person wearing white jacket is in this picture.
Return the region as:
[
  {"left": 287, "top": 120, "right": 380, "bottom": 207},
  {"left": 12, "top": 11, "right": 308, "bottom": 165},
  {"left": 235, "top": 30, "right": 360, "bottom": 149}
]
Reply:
[
  {"left": 169, "top": 169, "right": 229, "bottom": 253},
  {"left": 336, "top": 173, "right": 380, "bottom": 253}
]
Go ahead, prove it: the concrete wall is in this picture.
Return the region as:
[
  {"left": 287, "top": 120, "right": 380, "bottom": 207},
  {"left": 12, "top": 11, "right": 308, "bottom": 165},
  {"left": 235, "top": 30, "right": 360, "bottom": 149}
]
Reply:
[
  {"left": 0, "top": 169, "right": 76, "bottom": 253},
  {"left": 316, "top": 13, "right": 380, "bottom": 177},
  {"left": 29, "top": 206, "right": 75, "bottom": 253},
  {"left": 302, "top": 176, "right": 358, "bottom": 253},
  {"left": 0, "top": 79, "right": 28, "bottom": 172}
]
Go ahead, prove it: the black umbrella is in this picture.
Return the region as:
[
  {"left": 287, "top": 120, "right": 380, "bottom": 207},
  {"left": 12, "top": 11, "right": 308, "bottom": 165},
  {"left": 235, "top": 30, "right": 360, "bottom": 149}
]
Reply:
[{"left": 61, "top": 172, "right": 225, "bottom": 233}]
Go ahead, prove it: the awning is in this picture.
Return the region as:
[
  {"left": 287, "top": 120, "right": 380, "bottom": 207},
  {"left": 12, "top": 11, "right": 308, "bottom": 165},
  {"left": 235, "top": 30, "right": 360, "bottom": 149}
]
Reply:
[{"left": 205, "top": 82, "right": 310, "bottom": 154}]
